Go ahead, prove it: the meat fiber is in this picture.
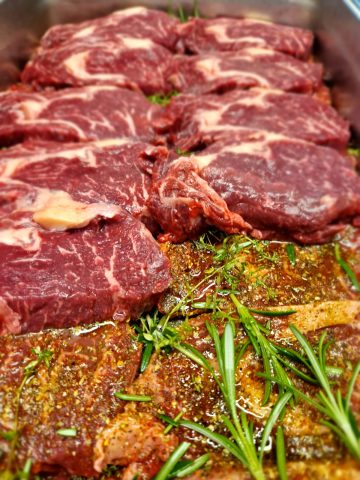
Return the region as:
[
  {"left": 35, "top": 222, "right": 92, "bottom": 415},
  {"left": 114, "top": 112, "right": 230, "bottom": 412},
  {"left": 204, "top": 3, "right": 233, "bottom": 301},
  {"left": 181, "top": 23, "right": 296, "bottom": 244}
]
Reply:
[
  {"left": 177, "top": 17, "right": 314, "bottom": 59},
  {"left": 156, "top": 88, "right": 350, "bottom": 150},
  {"left": 40, "top": 6, "right": 180, "bottom": 52},
  {"left": 149, "top": 131, "right": 360, "bottom": 243},
  {"left": 0, "top": 138, "right": 168, "bottom": 228},
  {"left": 0, "top": 183, "right": 171, "bottom": 335},
  {"left": 0, "top": 86, "right": 161, "bottom": 146},
  {"left": 166, "top": 49, "right": 323, "bottom": 95},
  {"left": 21, "top": 38, "right": 173, "bottom": 94},
  {"left": 0, "top": 322, "right": 142, "bottom": 476}
]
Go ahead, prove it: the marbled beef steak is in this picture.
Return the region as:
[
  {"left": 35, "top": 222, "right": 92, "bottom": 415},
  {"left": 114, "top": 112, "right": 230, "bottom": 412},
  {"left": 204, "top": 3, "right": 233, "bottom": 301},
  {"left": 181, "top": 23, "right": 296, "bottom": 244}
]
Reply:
[
  {"left": 22, "top": 7, "right": 180, "bottom": 93},
  {"left": 0, "top": 138, "right": 168, "bottom": 228},
  {"left": 166, "top": 49, "right": 323, "bottom": 95},
  {"left": 40, "top": 6, "right": 180, "bottom": 52},
  {"left": 0, "top": 182, "right": 171, "bottom": 335},
  {"left": 0, "top": 85, "right": 161, "bottom": 147},
  {"left": 176, "top": 16, "right": 314, "bottom": 58},
  {"left": 155, "top": 88, "right": 350, "bottom": 150},
  {"left": 149, "top": 131, "right": 360, "bottom": 242}
]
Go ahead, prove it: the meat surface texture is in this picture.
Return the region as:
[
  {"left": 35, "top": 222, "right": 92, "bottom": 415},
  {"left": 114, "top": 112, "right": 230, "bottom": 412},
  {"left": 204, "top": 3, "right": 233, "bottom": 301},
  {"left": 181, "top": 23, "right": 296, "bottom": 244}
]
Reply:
[
  {"left": 0, "top": 184, "right": 171, "bottom": 334},
  {"left": 0, "top": 138, "right": 167, "bottom": 227},
  {"left": 149, "top": 131, "right": 360, "bottom": 243},
  {"left": 22, "top": 38, "right": 173, "bottom": 94},
  {"left": 22, "top": 7, "right": 181, "bottom": 93},
  {"left": 176, "top": 17, "right": 314, "bottom": 58},
  {"left": 166, "top": 49, "right": 323, "bottom": 94},
  {"left": 0, "top": 322, "right": 142, "bottom": 476},
  {"left": 40, "top": 6, "right": 180, "bottom": 52},
  {"left": 0, "top": 86, "right": 161, "bottom": 146},
  {"left": 156, "top": 88, "right": 350, "bottom": 150}
]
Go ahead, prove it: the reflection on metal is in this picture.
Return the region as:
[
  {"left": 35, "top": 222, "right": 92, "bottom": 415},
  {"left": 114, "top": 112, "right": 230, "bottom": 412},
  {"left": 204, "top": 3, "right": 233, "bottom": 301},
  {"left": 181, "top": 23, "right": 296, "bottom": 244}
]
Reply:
[
  {"left": 343, "top": 0, "right": 360, "bottom": 19},
  {"left": 0, "top": 0, "right": 359, "bottom": 139}
]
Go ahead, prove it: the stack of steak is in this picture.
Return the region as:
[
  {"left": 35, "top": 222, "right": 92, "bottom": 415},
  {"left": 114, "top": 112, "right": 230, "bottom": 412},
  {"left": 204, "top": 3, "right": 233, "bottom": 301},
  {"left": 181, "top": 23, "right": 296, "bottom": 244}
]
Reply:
[{"left": 0, "top": 5, "right": 359, "bottom": 478}]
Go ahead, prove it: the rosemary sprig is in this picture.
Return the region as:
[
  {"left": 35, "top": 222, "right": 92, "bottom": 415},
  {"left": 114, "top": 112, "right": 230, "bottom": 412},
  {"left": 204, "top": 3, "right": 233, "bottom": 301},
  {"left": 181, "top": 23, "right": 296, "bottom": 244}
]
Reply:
[
  {"left": 177, "top": 321, "right": 292, "bottom": 480},
  {"left": 261, "top": 325, "right": 360, "bottom": 462},
  {"left": 334, "top": 243, "right": 360, "bottom": 292},
  {"left": 137, "top": 234, "right": 287, "bottom": 372},
  {"left": 1, "top": 347, "right": 53, "bottom": 479},
  {"left": 230, "top": 296, "right": 297, "bottom": 405}
]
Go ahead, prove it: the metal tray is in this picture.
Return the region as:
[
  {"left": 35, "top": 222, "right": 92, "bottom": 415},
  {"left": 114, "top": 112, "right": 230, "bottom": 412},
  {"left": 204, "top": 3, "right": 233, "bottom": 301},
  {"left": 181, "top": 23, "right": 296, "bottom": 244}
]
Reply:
[{"left": 0, "top": 0, "right": 359, "bottom": 141}]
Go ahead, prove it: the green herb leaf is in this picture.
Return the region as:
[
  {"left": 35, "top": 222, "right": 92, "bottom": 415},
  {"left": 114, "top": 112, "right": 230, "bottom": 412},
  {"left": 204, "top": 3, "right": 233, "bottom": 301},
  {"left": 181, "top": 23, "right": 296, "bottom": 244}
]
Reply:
[
  {"left": 334, "top": 244, "right": 360, "bottom": 292},
  {"left": 56, "top": 428, "right": 77, "bottom": 437},
  {"left": 286, "top": 325, "right": 360, "bottom": 461},
  {"left": 114, "top": 392, "right": 152, "bottom": 402},
  {"left": 147, "top": 92, "right": 178, "bottom": 106},
  {"left": 140, "top": 342, "right": 154, "bottom": 373},
  {"left": 347, "top": 147, "right": 360, "bottom": 156},
  {"left": 249, "top": 308, "right": 297, "bottom": 317},
  {"left": 276, "top": 426, "right": 288, "bottom": 480},
  {"left": 0, "top": 430, "right": 17, "bottom": 442},
  {"left": 170, "top": 453, "right": 210, "bottom": 478},
  {"left": 286, "top": 244, "right": 296, "bottom": 267},
  {"left": 259, "top": 392, "right": 292, "bottom": 462},
  {"left": 154, "top": 442, "right": 191, "bottom": 480}
]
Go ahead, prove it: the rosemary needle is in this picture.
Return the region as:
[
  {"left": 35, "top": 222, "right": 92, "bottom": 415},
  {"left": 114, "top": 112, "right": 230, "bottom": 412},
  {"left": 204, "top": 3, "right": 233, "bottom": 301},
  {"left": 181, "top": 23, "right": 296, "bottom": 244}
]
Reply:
[
  {"left": 276, "top": 426, "right": 288, "bottom": 480},
  {"left": 114, "top": 392, "right": 151, "bottom": 402},
  {"left": 154, "top": 442, "right": 190, "bottom": 480}
]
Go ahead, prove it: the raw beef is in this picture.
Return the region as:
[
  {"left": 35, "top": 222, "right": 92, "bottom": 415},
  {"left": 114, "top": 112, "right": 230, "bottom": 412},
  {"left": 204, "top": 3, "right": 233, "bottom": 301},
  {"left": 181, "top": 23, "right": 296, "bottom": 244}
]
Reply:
[
  {"left": 0, "top": 86, "right": 161, "bottom": 146},
  {"left": 166, "top": 49, "right": 323, "bottom": 94},
  {"left": 0, "top": 183, "right": 171, "bottom": 335},
  {"left": 22, "top": 38, "right": 172, "bottom": 94},
  {"left": 156, "top": 88, "right": 350, "bottom": 150},
  {"left": 0, "top": 138, "right": 168, "bottom": 229},
  {"left": 177, "top": 17, "right": 314, "bottom": 59},
  {"left": 41, "top": 6, "right": 180, "bottom": 52},
  {"left": 149, "top": 131, "right": 360, "bottom": 243},
  {"left": 0, "top": 322, "right": 142, "bottom": 476}
]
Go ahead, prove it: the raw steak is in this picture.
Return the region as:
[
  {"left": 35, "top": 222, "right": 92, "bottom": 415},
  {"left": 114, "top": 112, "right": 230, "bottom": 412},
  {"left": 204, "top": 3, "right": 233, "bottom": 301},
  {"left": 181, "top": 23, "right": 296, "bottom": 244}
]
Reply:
[
  {"left": 0, "top": 86, "right": 161, "bottom": 146},
  {"left": 156, "top": 88, "right": 350, "bottom": 150},
  {"left": 166, "top": 49, "right": 323, "bottom": 94},
  {"left": 96, "top": 317, "right": 360, "bottom": 476},
  {"left": 0, "top": 138, "right": 168, "bottom": 228},
  {"left": 0, "top": 184, "right": 171, "bottom": 335},
  {"left": 41, "top": 6, "right": 180, "bottom": 52},
  {"left": 177, "top": 17, "right": 314, "bottom": 58},
  {"left": 0, "top": 322, "right": 142, "bottom": 476},
  {"left": 149, "top": 131, "right": 360, "bottom": 243},
  {"left": 22, "top": 38, "right": 173, "bottom": 94}
]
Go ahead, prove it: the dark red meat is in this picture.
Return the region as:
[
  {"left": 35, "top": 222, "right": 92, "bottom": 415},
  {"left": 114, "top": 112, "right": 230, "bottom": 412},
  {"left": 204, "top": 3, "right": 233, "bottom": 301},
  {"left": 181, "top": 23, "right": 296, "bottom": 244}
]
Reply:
[
  {"left": 156, "top": 88, "right": 350, "bottom": 150},
  {"left": 22, "top": 38, "right": 172, "bottom": 94},
  {"left": 166, "top": 49, "right": 323, "bottom": 95},
  {"left": 41, "top": 6, "right": 180, "bottom": 52},
  {"left": 0, "top": 322, "right": 142, "bottom": 476},
  {"left": 149, "top": 131, "right": 360, "bottom": 243},
  {"left": 0, "top": 184, "right": 171, "bottom": 335},
  {"left": 177, "top": 17, "right": 314, "bottom": 58},
  {"left": 0, "top": 86, "right": 161, "bottom": 146},
  {"left": 0, "top": 139, "right": 168, "bottom": 228}
]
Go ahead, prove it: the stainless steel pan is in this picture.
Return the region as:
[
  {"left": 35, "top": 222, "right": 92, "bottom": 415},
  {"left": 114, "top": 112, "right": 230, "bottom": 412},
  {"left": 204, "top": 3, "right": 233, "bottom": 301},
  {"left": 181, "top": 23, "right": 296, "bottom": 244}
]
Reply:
[{"left": 0, "top": 0, "right": 359, "bottom": 140}]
